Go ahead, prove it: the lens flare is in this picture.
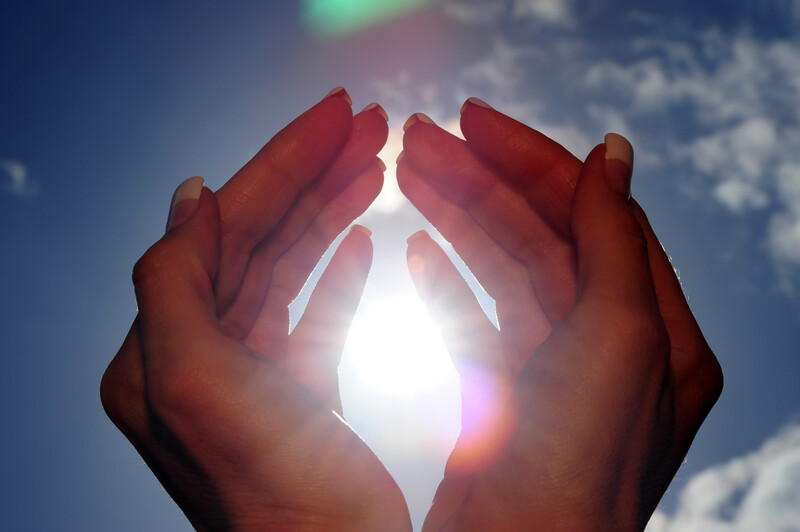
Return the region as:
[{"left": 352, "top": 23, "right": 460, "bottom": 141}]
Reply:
[{"left": 301, "top": 0, "right": 434, "bottom": 36}]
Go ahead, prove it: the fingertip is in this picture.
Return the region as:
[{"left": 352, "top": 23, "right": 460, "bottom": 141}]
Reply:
[
  {"left": 325, "top": 86, "right": 352, "bottom": 106},
  {"left": 604, "top": 133, "right": 634, "bottom": 198},
  {"left": 361, "top": 102, "right": 389, "bottom": 122},
  {"left": 349, "top": 224, "right": 372, "bottom": 238},
  {"left": 403, "top": 112, "right": 435, "bottom": 131},
  {"left": 407, "top": 229, "right": 429, "bottom": 246},
  {"left": 460, "top": 97, "right": 493, "bottom": 115},
  {"left": 166, "top": 176, "right": 205, "bottom": 232}
]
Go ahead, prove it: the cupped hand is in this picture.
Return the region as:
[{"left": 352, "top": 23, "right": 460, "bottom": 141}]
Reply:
[
  {"left": 101, "top": 90, "right": 411, "bottom": 531},
  {"left": 400, "top": 104, "right": 722, "bottom": 531}
]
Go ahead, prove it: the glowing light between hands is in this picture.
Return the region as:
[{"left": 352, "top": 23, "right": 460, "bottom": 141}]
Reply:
[{"left": 344, "top": 295, "right": 456, "bottom": 397}]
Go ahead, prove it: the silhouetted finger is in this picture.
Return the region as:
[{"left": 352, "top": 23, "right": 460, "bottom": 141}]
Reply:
[
  {"left": 570, "top": 138, "right": 666, "bottom": 365},
  {"left": 632, "top": 202, "right": 723, "bottom": 422},
  {"left": 132, "top": 182, "right": 229, "bottom": 408},
  {"left": 401, "top": 116, "right": 578, "bottom": 323},
  {"left": 407, "top": 232, "right": 512, "bottom": 472},
  {"left": 214, "top": 88, "right": 354, "bottom": 309},
  {"left": 397, "top": 157, "right": 551, "bottom": 372},
  {"left": 243, "top": 161, "right": 384, "bottom": 354},
  {"left": 287, "top": 226, "right": 373, "bottom": 413},
  {"left": 460, "top": 98, "right": 583, "bottom": 237},
  {"left": 218, "top": 104, "right": 388, "bottom": 336}
]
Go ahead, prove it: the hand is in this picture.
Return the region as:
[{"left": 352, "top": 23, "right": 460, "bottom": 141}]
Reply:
[
  {"left": 400, "top": 104, "right": 723, "bottom": 530},
  {"left": 101, "top": 90, "right": 411, "bottom": 531}
]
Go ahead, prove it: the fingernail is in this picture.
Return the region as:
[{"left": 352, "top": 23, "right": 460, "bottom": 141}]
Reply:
[
  {"left": 362, "top": 102, "right": 389, "bottom": 122},
  {"left": 377, "top": 158, "right": 386, "bottom": 172},
  {"left": 403, "top": 112, "right": 435, "bottom": 131},
  {"left": 325, "top": 86, "right": 352, "bottom": 106},
  {"left": 396, "top": 151, "right": 404, "bottom": 164},
  {"left": 166, "top": 176, "right": 205, "bottom": 232},
  {"left": 406, "top": 229, "right": 428, "bottom": 245},
  {"left": 460, "top": 97, "right": 492, "bottom": 114},
  {"left": 350, "top": 224, "right": 372, "bottom": 238},
  {"left": 604, "top": 133, "right": 633, "bottom": 198}
]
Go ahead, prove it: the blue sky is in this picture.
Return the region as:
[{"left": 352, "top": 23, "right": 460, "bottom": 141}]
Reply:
[{"left": 2, "top": 1, "right": 799, "bottom": 530}]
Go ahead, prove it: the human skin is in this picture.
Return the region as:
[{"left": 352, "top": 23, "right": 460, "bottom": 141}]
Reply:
[
  {"left": 399, "top": 103, "right": 723, "bottom": 531},
  {"left": 100, "top": 89, "right": 412, "bottom": 532}
]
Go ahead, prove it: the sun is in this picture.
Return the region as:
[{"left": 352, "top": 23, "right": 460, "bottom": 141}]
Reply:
[{"left": 343, "top": 295, "right": 456, "bottom": 397}]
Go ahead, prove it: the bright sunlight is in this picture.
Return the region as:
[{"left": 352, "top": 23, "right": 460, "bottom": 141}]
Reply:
[{"left": 345, "top": 295, "right": 456, "bottom": 397}]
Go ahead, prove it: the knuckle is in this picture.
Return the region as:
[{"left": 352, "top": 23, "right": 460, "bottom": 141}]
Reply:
[
  {"left": 698, "top": 351, "right": 724, "bottom": 403},
  {"left": 100, "top": 357, "right": 141, "bottom": 424},
  {"left": 131, "top": 243, "right": 172, "bottom": 293}
]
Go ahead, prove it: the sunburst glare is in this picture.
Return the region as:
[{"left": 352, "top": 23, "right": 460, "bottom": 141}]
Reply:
[{"left": 344, "top": 295, "right": 456, "bottom": 397}]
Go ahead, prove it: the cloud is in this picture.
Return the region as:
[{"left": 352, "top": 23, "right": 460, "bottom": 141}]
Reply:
[
  {"left": 646, "top": 423, "right": 800, "bottom": 531},
  {"left": 582, "top": 24, "right": 800, "bottom": 292},
  {"left": 1, "top": 160, "right": 40, "bottom": 199},
  {"left": 512, "top": 0, "right": 573, "bottom": 26},
  {"left": 386, "top": 2, "right": 800, "bottom": 292},
  {"left": 442, "top": 0, "right": 574, "bottom": 27}
]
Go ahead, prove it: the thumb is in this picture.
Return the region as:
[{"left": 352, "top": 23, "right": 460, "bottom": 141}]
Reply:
[
  {"left": 133, "top": 177, "right": 222, "bottom": 340},
  {"left": 571, "top": 135, "right": 657, "bottom": 312}
]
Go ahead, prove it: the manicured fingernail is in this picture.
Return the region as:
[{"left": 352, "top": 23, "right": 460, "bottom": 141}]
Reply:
[
  {"left": 350, "top": 224, "right": 372, "bottom": 238},
  {"left": 460, "top": 97, "right": 492, "bottom": 114},
  {"left": 362, "top": 102, "right": 389, "bottom": 122},
  {"left": 396, "top": 151, "right": 404, "bottom": 164},
  {"left": 377, "top": 158, "right": 386, "bottom": 172},
  {"left": 604, "top": 133, "right": 633, "bottom": 198},
  {"left": 325, "top": 86, "right": 352, "bottom": 106},
  {"left": 407, "top": 229, "right": 428, "bottom": 245},
  {"left": 403, "top": 112, "right": 435, "bottom": 131},
  {"left": 166, "top": 176, "right": 204, "bottom": 232}
]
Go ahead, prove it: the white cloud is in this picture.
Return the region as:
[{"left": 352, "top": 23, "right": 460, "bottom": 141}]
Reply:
[
  {"left": 443, "top": 0, "right": 574, "bottom": 26},
  {"left": 584, "top": 25, "right": 800, "bottom": 292},
  {"left": 646, "top": 423, "right": 800, "bottom": 531},
  {"left": 512, "top": 0, "right": 573, "bottom": 26},
  {"left": 1, "top": 159, "right": 40, "bottom": 199},
  {"left": 392, "top": 3, "right": 800, "bottom": 292}
]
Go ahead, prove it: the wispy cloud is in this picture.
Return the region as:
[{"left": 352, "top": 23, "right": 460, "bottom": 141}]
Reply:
[
  {"left": 443, "top": 0, "right": 574, "bottom": 26},
  {"left": 584, "top": 25, "right": 800, "bottom": 291},
  {"left": 1, "top": 159, "right": 40, "bottom": 200},
  {"left": 646, "top": 423, "right": 800, "bottom": 531},
  {"left": 511, "top": 0, "right": 573, "bottom": 26}
]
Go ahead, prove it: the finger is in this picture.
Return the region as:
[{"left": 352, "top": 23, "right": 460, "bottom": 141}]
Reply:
[
  {"left": 287, "top": 226, "right": 373, "bottom": 413},
  {"left": 214, "top": 88, "right": 354, "bottom": 309},
  {"left": 570, "top": 137, "right": 665, "bottom": 354},
  {"left": 133, "top": 182, "right": 223, "bottom": 378},
  {"left": 396, "top": 157, "right": 551, "bottom": 373},
  {"left": 219, "top": 105, "right": 389, "bottom": 336},
  {"left": 460, "top": 97, "right": 583, "bottom": 237},
  {"left": 631, "top": 202, "right": 723, "bottom": 418},
  {"left": 243, "top": 161, "right": 384, "bottom": 354},
  {"left": 401, "top": 116, "right": 577, "bottom": 323},
  {"left": 406, "top": 232, "right": 512, "bottom": 471}
]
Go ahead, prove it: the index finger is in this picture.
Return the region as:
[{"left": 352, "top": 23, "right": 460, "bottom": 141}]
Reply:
[
  {"left": 460, "top": 98, "right": 583, "bottom": 237},
  {"left": 215, "top": 87, "right": 354, "bottom": 305}
]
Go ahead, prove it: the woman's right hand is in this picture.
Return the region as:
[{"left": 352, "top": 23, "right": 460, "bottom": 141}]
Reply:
[{"left": 401, "top": 106, "right": 723, "bottom": 531}]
